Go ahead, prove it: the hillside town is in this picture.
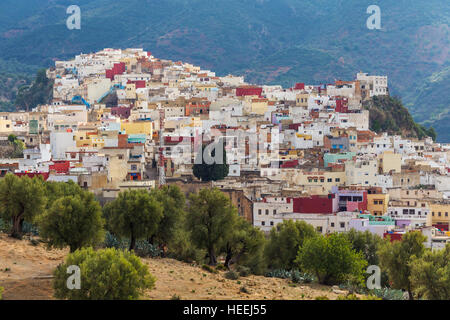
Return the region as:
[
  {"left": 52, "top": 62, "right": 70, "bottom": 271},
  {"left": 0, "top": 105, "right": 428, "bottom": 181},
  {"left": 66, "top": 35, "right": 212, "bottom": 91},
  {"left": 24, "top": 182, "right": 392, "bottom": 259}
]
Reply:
[{"left": 1, "top": 48, "right": 449, "bottom": 250}]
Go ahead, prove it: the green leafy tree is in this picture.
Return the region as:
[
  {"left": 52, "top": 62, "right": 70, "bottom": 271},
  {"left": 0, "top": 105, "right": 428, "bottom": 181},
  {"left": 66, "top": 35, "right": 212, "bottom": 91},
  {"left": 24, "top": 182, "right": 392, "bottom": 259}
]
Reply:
[
  {"left": 149, "top": 185, "right": 186, "bottom": 253},
  {"left": 0, "top": 174, "right": 46, "bottom": 238},
  {"left": 265, "top": 220, "right": 317, "bottom": 270},
  {"left": 222, "top": 217, "right": 266, "bottom": 274},
  {"left": 37, "top": 190, "right": 105, "bottom": 253},
  {"left": 193, "top": 142, "right": 229, "bottom": 182},
  {"left": 187, "top": 188, "right": 236, "bottom": 265},
  {"left": 409, "top": 243, "right": 450, "bottom": 300},
  {"left": 15, "top": 69, "right": 53, "bottom": 111},
  {"left": 295, "top": 233, "right": 368, "bottom": 286},
  {"left": 344, "top": 229, "right": 384, "bottom": 266},
  {"left": 378, "top": 231, "right": 427, "bottom": 300},
  {"left": 44, "top": 180, "right": 84, "bottom": 209},
  {"left": 104, "top": 190, "right": 163, "bottom": 251},
  {"left": 53, "top": 247, "right": 155, "bottom": 300}
]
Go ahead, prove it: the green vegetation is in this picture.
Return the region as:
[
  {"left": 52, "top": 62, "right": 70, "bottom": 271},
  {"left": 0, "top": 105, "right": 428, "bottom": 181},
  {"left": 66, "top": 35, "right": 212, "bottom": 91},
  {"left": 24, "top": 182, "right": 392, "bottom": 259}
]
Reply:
[
  {"left": 37, "top": 188, "right": 105, "bottom": 253},
  {"left": 187, "top": 188, "right": 237, "bottom": 265},
  {"left": 1, "top": 175, "right": 449, "bottom": 300},
  {"left": 410, "top": 243, "right": 450, "bottom": 300},
  {"left": 0, "top": 174, "right": 46, "bottom": 238},
  {"left": 103, "top": 189, "right": 163, "bottom": 251},
  {"left": 364, "top": 96, "right": 437, "bottom": 141},
  {"left": 6, "top": 134, "right": 25, "bottom": 158},
  {"left": 295, "top": 233, "right": 367, "bottom": 286},
  {"left": 193, "top": 143, "right": 229, "bottom": 182},
  {"left": 53, "top": 247, "right": 155, "bottom": 300},
  {"left": 14, "top": 69, "right": 52, "bottom": 111},
  {"left": 378, "top": 231, "right": 427, "bottom": 300},
  {"left": 264, "top": 220, "right": 316, "bottom": 270},
  {"left": 0, "top": 286, "right": 3, "bottom": 300}
]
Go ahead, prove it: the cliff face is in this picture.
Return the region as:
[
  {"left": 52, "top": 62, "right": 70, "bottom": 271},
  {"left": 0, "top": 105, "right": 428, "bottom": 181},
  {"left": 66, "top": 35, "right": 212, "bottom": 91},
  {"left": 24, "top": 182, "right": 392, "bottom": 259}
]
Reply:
[{"left": 363, "top": 96, "right": 437, "bottom": 141}]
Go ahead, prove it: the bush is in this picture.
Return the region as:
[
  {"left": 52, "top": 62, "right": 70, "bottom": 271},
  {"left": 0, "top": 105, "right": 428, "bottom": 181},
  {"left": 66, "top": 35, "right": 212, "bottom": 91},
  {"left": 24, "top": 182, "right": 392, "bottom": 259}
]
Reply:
[
  {"left": 0, "top": 286, "right": 3, "bottom": 300},
  {"left": 370, "top": 288, "right": 405, "bottom": 300},
  {"left": 215, "top": 264, "right": 227, "bottom": 271},
  {"left": 171, "top": 294, "right": 181, "bottom": 300},
  {"left": 0, "top": 218, "right": 11, "bottom": 233},
  {"left": 202, "top": 264, "right": 218, "bottom": 274},
  {"left": 315, "top": 296, "right": 329, "bottom": 300},
  {"left": 240, "top": 286, "right": 250, "bottom": 294},
  {"left": 265, "top": 269, "right": 314, "bottom": 284},
  {"left": 53, "top": 247, "right": 155, "bottom": 300},
  {"left": 104, "top": 232, "right": 162, "bottom": 258},
  {"left": 337, "top": 294, "right": 360, "bottom": 300},
  {"left": 224, "top": 270, "right": 240, "bottom": 280},
  {"left": 236, "top": 266, "right": 251, "bottom": 277}
]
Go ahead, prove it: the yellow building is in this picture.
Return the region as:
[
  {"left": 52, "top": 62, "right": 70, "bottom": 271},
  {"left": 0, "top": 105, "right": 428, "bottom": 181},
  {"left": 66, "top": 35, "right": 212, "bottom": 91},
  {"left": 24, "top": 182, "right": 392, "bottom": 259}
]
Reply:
[
  {"left": 0, "top": 118, "right": 13, "bottom": 133},
  {"left": 250, "top": 98, "right": 269, "bottom": 115},
  {"left": 379, "top": 151, "right": 402, "bottom": 174},
  {"left": 296, "top": 92, "right": 309, "bottom": 108},
  {"left": 367, "top": 193, "right": 389, "bottom": 216},
  {"left": 125, "top": 83, "right": 137, "bottom": 100},
  {"left": 429, "top": 203, "right": 450, "bottom": 227},
  {"left": 121, "top": 121, "right": 153, "bottom": 136}
]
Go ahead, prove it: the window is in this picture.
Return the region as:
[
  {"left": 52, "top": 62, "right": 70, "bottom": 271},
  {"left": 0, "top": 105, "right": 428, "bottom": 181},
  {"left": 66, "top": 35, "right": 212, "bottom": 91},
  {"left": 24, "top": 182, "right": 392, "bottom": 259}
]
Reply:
[
  {"left": 258, "top": 209, "right": 261, "bottom": 215},
  {"left": 273, "top": 210, "right": 277, "bottom": 215},
  {"left": 270, "top": 221, "right": 274, "bottom": 226},
  {"left": 446, "top": 212, "right": 448, "bottom": 217},
  {"left": 340, "top": 222, "right": 345, "bottom": 228},
  {"left": 438, "top": 212, "right": 442, "bottom": 217},
  {"left": 261, "top": 221, "right": 265, "bottom": 226},
  {"left": 265, "top": 209, "right": 269, "bottom": 215},
  {"left": 331, "top": 223, "right": 335, "bottom": 227},
  {"left": 327, "top": 178, "right": 332, "bottom": 182},
  {"left": 335, "top": 178, "right": 340, "bottom": 182}
]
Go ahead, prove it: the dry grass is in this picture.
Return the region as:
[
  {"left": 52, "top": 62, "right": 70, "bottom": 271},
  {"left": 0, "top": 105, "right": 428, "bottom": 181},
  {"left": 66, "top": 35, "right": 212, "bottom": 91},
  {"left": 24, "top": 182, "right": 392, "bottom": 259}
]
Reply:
[{"left": 0, "top": 233, "right": 353, "bottom": 300}]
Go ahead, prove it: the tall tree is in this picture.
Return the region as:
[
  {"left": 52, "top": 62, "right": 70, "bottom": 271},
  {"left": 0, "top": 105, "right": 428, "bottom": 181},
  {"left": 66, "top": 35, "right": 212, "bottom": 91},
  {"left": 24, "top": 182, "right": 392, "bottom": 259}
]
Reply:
[
  {"left": 0, "top": 174, "right": 46, "bottom": 238},
  {"left": 378, "top": 231, "right": 427, "bottom": 300},
  {"left": 295, "top": 233, "right": 368, "bottom": 285},
  {"left": 265, "top": 220, "right": 317, "bottom": 270},
  {"left": 104, "top": 190, "right": 163, "bottom": 251},
  {"left": 410, "top": 243, "right": 450, "bottom": 300},
  {"left": 187, "top": 188, "right": 236, "bottom": 265},
  {"left": 149, "top": 185, "right": 186, "bottom": 254},
  {"left": 222, "top": 217, "right": 266, "bottom": 274},
  {"left": 193, "top": 142, "right": 229, "bottom": 182},
  {"left": 344, "top": 229, "right": 384, "bottom": 266},
  {"left": 37, "top": 190, "right": 105, "bottom": 253}
]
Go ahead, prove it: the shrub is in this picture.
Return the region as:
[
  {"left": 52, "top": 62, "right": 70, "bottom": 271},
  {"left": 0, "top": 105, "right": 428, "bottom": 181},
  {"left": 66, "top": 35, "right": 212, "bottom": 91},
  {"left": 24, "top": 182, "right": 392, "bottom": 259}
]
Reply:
[
  {"left": 0, "top": 286, "right": 3, "bottom": 300},
  {"left": 236, "top": 265, "right": 251, "bottom": 277},
  {"left": 53, "top": 247, "right": 155, "bottom": 300},
  {"left": 315, "top": 296, "right": 329, "bottom": 300},
  {"left": 240, "top": 286, "right": 250, "bottom": 294},
  {"left": 337, "top": 294, "right": 360, "bottom": 300},
  {"left": 202, "top": 264, "right": 218, "bottom": 274},
  {"left": 265, "top": 269, "right": 314, "bottom": 284},
  {"left": 171, "top": 294, "right": 181, "bottom": 300},
  {"left": 215, "top": 264, "right": 227, "bottom": 271},
  {"left": 224, "top": 270, "right": 239, "bottom": 280},
  {"left": 370, "top": 288, "right": 405, "bottom": 300}
]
